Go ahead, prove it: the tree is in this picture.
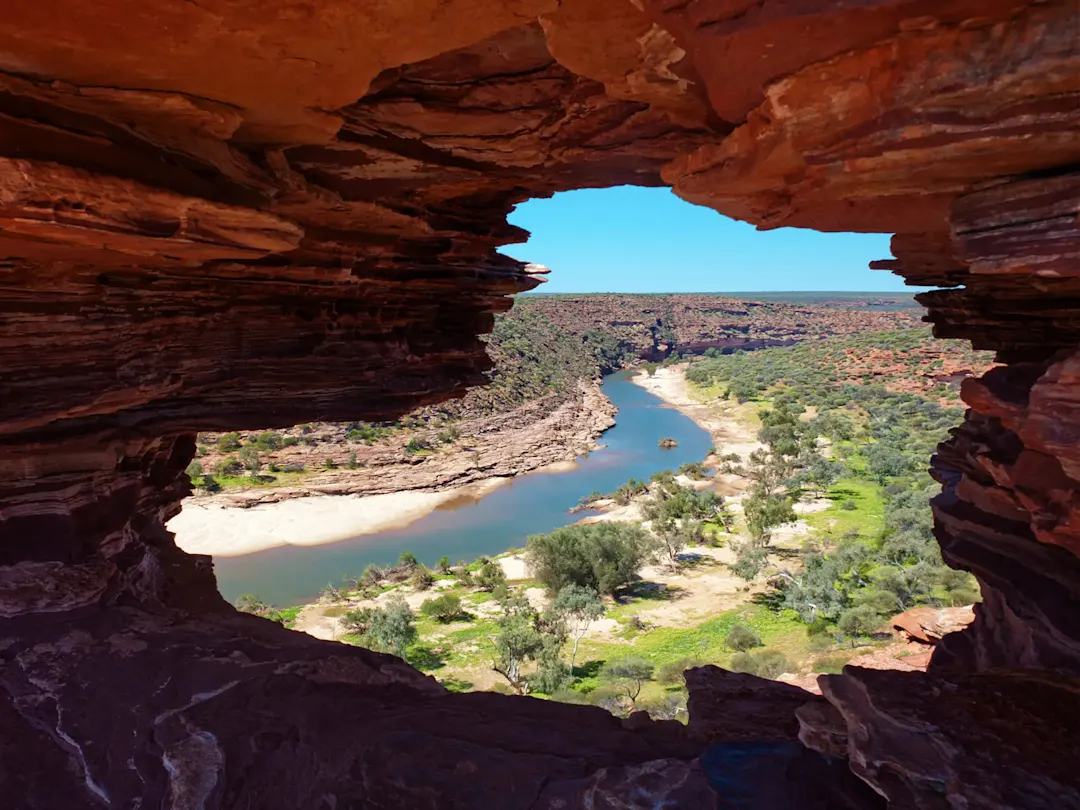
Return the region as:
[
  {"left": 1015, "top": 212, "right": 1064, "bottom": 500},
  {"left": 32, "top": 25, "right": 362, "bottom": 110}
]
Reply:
[
  {"left": 601, "top": 657, "right": 654, "bottom": 708},
  {"left": 731, "top": 544, "right": 769, "bottom": 585},
  {"left": 398, "top": 550, "right": 418, "bottom": 569},
  {"left": 490, "top": 592, "right": 545, "bottom": 695},
  {"left": 550, "top": 584, "right": 604, "bottom": 672},
  {"left": 804, "top": 455, "right": 845, "bottom": 496},
  {"left": 367, "top": 596, "right": 417, "bottom": 659},
  {"left": 341, "top": 606, "right": 378, "bottom": 635},
  {"left": 526, "top": 523, "right": 656, "bottom": 596},
  {"left": 420, "top": 593, "right": 464, "bottom": 622},
  {"left": 866, "top": 444, "right": 913, "bottom": 484},
  {"left": 437, "top": 556, "right": 452, "bottom": 574},
  {"left": 837, "top": 606, "right": 881, "bottom": 647},
  {"left": 476, "top": 560, "right": 507, "bottom": 592},
  {"left": 238, "top": 445, "right": 262, "bottom": 473},
  {"left": 743, "top": 488, "right": 796, "bottom": 546},
  {"left": 185, "top": 460, "right": 204, "bottom": 479}
]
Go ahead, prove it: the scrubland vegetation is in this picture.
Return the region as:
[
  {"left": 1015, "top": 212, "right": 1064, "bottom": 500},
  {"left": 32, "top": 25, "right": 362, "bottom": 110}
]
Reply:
[{"left": 234, "top": 327, "right": 992, "bottom": 719}]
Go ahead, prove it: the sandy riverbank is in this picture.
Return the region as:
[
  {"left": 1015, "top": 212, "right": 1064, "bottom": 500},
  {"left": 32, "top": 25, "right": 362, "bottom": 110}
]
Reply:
[
  {"left": 631, "top": 365, "right": 761, "bottom": 463},
  {"left": 170, "top": 477, "right": 508, "bottom": 557}
]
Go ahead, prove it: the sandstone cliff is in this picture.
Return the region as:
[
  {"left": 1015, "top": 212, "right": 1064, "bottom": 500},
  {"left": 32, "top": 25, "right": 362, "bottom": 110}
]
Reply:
[{"left": 1, "top": 1, "right": 1078, "bottom": 807}]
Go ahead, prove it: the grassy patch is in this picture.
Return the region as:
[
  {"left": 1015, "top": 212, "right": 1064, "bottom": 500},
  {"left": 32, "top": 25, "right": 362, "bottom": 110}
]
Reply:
[{"left": 806, "top": 477, "right": 885, "bottom": 540}]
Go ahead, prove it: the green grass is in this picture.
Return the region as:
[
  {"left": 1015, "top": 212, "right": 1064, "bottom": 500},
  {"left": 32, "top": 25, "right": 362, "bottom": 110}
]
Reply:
[
  {"left": 278, "top": 605, "right": 303, "bottom": 629},
  {"left": 806, "top": 477, "right": 885, "bottom": 540},
  {"left": 571, "top": 605, "right": 809, "bottom": 700}
]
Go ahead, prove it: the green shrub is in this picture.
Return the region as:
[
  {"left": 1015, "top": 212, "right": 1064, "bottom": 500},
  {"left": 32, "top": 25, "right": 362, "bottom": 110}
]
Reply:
[
  {"left": 214, "top": 458, "right": 243, "bottom": 476},
  {"left": 656, "top": 657, "right": 701, "bottom": 686},
  {"left": 411, "top": 565, "right": 435, "bottom": 590},
  {"left": 841, "top": 500, "right": 858, "bottom": 511},
  {"left": 217, "top": 432, "right": 242, "bottom": 452},
  {"left": 813, "top": 654, "right": 852, "bottom": 675},
  {"left": 526, "top": 522, "right": 656, "bottom": 596},
  {"left": 730, "top": 649, "right": 792, "bottom": 679},
  {"left": 420, "top": 593, "right": 464, "bottom": 622},
  {"left": 725, "top": 625, "right": 763, "bottom": 652},
  {"left": 476, "top": 560, "right": 507, "bottom": 592}
]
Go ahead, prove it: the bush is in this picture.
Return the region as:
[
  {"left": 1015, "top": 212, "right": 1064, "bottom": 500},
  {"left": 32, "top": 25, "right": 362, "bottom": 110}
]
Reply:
[
  {"left": 410, "top": 564, "right": 435, "bottom": 590},
  {"left": 730, "top": 650, "right": 792, "bottom": 679},
  {"left": 341, "top": 607, "right": 378, "bottom": 635},
  {"left": 217, "top": 432, "right": 242, "bottom": 452},
  {"left": 214, "top": 458, "right": 243, "bottom": 476},
  {"left": 813, "top": 654, "right": 852, "bottom": 674},
  {"left": 420, "top": 593, "right": 464, "bottom": 622},
  {"left": 186, "top": 460, "right": 204, "bottom": 478},
  {"left": 398, "top": 551, "right": 418, "bottom": 569},
  {"left": 526, "top": 523, "right": 656, "bottom": 596},
  {"left": 405, "top": 437, "right": 432, "bottom": 455},
  {"left": 656, "top": 657, "right": 701, "bottom": 686},
  {"left": 252, "top": 431, "right": 283, "bottom": 450},
  {"left": 437, "top": 555, "right": 452, "bottom": 574},
  {"left": 725, "top": 625, "right": 763, "bottom": 652},
  {"left": 476, "top": 560, "right": 507, "bottom": 592},
  {"left": 841, "top": 500, "right": 858, "bottom": 511}
]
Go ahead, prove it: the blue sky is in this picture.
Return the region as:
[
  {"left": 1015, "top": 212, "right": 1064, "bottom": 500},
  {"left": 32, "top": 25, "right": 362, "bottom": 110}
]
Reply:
[{"left": 501, "top": 186, "right": 910, "bottom": 294}]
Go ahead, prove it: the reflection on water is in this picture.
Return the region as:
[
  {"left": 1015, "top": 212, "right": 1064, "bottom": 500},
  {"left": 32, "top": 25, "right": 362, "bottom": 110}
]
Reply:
[{"left": 213, "top": 370, "right": 713, "bottom": 606}]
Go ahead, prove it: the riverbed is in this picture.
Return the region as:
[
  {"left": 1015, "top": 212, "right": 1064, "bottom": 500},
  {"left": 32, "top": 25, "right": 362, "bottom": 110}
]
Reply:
[{"left": 209, "top": 370, "right": 712, "bottom": 605}]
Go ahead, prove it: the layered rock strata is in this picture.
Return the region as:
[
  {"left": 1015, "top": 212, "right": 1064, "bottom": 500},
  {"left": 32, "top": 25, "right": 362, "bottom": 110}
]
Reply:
[{"left": 1, "top": 0, "right": 1078, "bottom": 807}]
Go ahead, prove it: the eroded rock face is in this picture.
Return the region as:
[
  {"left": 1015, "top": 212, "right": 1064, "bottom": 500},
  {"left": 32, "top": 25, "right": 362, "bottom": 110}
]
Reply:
[{"left": 1, "top": 0, "right": 1078, "bottom": 806}]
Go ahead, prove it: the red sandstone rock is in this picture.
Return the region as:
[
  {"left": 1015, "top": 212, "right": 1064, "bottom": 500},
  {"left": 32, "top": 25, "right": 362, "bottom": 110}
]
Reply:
[
  {"left": 890, "top": 606, "right": 975, "bottom": 645},
  {"left": 0, "top": 1, "right": 1077, "bottom": 807}
]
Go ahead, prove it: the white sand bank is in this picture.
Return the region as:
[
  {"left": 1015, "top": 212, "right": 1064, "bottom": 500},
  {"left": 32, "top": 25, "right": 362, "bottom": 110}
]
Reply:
[{"left": 170, "top": 478, "right": 507, "bottom": 557}]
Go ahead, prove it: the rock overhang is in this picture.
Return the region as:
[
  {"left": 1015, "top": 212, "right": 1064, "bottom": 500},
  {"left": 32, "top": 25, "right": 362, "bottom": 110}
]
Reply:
[{"left": 0, "top": 1, "right": 1078, "bottom": 807}]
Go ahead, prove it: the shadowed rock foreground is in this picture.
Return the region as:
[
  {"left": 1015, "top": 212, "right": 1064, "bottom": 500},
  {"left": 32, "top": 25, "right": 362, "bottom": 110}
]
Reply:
[{"left": 1, "top": 1, "right": 1078, "bottom": 807}]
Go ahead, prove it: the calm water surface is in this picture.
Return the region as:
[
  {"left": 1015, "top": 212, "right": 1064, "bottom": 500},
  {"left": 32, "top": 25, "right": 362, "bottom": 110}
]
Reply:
[{"left": 214, "top": 370, "right": 712, "bottom": 605}]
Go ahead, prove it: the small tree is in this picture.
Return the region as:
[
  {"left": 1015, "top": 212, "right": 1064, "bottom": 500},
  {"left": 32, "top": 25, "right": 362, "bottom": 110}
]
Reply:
[
  {"left": 725, "top": 625, "right": 763, "bottom": 652},
  {"left": 238, "top": 446, "right": 262, "bottom": 474},
  {"left": 367, "top": 596, "right": 417, "bottom": 659},
  {"left": 217, "top": 432, "right": 242, "bottom": 452},
  {"left": 731, "top": 544, "right": 768, "bottom": 585},
  {"left": 398, "top": 550, "right": 418, "bottom": 570},
  {"left": 341, "top": 606, "right": 378, "bottom": 635},
  {"left": 837, "top": 606, "right": 881, "bottom": 647},
  {"left": 490, "top": 592, "right": 545, "bottom": 695},
  {"left": 420, "top": 593, "right": 464, "bottom": 623},
  {"left": 410, "top": 564, "right": 435, "bottom": 590},
  {"left": 185, "top": 460, "right": 204, "bottom": 479},
  {"left": 550, "top": 584, "right": 605, "bottom": 672},
  {"left": 601, "top": 657, "right": 655, "bottom": 709},
  {"left": 476, "top": 560, "right": 507, "bottom": 592},
  {"left": 437, "top": 556, "right": 452, "bottom": 574},
  {"left": 347, "top": 450, "right": 358, "bottom": 469}
]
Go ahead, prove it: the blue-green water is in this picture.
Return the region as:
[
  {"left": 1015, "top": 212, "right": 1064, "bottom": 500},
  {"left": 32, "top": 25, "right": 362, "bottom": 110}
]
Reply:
[{"left": 213, "top": 370, "right": 712, "bottom": 606}]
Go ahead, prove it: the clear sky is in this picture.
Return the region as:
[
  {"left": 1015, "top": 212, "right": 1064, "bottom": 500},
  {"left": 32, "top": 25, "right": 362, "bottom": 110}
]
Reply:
[{"left": 501, "top": 186, "right": 910, "bottom": 294}]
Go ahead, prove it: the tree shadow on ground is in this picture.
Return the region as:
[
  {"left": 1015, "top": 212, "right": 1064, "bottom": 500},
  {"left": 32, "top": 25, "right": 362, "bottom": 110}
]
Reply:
[
  {"left": 439, "top": 677, "right": 474, "bottom": 692},
  {"left": 770, "top": 547, "right": 802, "bottom": 560},
  {"left": 674, "top": 552, "right": 714, "bottom": 568},
  {"left": 620, "top": 581, "right": 685, "bottom": 602},
  {"left": 750, "top": 589, "right": 786, "bottom": 611},
  {"left": 572, "top": 659, "right": 605, "bottom": 680},
  {"left": 408, "top": 645, "right": 446, "bottom": 672}
]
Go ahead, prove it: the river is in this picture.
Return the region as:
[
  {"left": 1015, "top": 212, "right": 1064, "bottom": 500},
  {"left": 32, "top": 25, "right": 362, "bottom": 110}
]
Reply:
[{"left": 213, "top": 370, "right": 713, "bottom": 606}]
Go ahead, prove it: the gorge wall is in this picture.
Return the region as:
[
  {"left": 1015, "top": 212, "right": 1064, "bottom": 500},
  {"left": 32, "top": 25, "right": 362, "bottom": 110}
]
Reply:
[{"left": 1, "top": 1, "right": 1077, "bottom": 807}]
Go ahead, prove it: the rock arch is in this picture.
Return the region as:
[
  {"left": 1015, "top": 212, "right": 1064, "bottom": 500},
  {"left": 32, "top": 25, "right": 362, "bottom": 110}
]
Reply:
[{"left": 0, "top": 1, "right": 1077, "bottom": 806}]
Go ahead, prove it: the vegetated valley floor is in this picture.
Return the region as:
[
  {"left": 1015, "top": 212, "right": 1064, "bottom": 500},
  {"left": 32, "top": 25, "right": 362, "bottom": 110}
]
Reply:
[{"left": 209, "top": 295, "right": 996, "bottom": 718}]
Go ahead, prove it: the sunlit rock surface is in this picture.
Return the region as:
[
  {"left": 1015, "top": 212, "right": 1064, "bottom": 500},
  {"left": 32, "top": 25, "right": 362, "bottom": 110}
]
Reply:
[{"left": 1, "top": 0, "right": 1078, "bottom": 806}]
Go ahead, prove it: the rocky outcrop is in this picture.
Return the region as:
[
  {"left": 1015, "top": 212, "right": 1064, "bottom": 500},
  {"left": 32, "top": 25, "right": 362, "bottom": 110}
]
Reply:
[
  {"left": 802, "top": 667, "right": 1080, "bottom": 809},
  {"left": 1, "top": 0, "right": 1078, "bottom": 806},
  {"left": 890, "top": 606, "right": 975, "bottom": 646},
  {"left": 190, "top": 380, "right": 616, "bottom": 507}
]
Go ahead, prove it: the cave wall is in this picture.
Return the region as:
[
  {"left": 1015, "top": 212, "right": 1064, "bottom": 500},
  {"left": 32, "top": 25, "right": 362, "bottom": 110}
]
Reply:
[{"left": 1, "top": 1, "right": 1078, "bottom": 807}]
